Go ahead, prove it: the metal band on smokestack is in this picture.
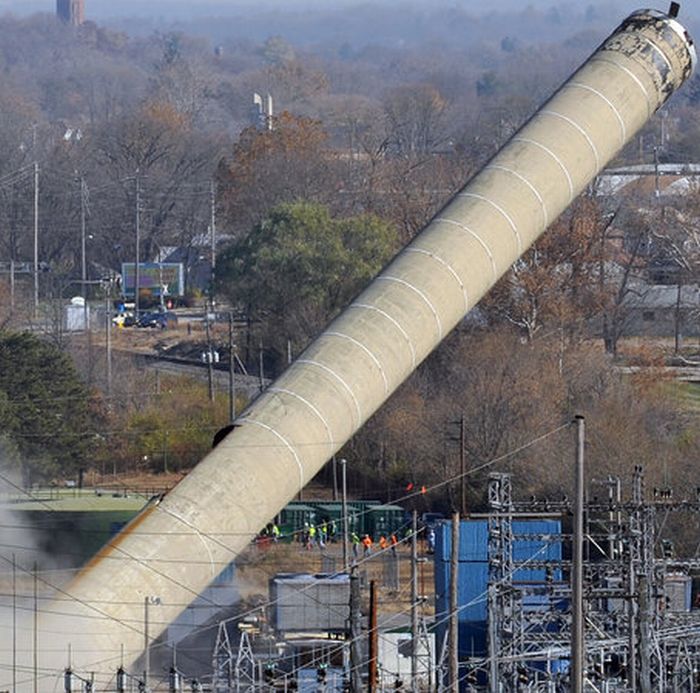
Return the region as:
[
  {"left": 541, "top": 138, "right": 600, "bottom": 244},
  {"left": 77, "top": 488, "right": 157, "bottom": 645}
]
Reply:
[{"left": 22, "top": 7, "right": 694, "bottom": 687}]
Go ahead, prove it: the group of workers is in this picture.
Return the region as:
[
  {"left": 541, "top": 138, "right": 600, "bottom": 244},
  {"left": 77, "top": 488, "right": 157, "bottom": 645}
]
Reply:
[
  {"left": 259, "top": 523, "right": 282, "bottom": 542},
  {"left": 258, "top": 519, "right": 438, "bottom": 556},
  {"left": 259, "top": 521, "right": 409, "bottom": 555},
  {"left": 350, "top": 531, "right": 402, "bottom": 557},
  {"left": 299, "top": 520, "right": 339, "bottom": 549}
]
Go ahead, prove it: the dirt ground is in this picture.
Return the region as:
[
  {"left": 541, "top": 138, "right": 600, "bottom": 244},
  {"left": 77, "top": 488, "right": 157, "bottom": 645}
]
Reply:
[
  {"left": 86, "top": 317, "right": 234, "bottom": 356},
  {"left": 235, "top": 540, "right": 436, "bottom": 620}
]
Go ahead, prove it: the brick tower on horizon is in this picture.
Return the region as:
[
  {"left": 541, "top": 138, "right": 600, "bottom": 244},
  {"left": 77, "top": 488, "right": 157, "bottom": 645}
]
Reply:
[{"left": 56, "top": 0, "right": 85, "bottom": 26}]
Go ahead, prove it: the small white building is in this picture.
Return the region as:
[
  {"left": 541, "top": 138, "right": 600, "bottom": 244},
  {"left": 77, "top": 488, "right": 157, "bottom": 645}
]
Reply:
[
  {"left": 377, "top": 629, "right": 435, "bottom": 689},
  {"left": 64, "top": 296, "right": 90, "bottom": 331}
]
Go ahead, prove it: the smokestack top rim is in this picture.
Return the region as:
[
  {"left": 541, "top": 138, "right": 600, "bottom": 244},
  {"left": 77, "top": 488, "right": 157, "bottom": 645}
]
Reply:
[{"left": 628, "top": 8, "right": 697, "bottom": 73}]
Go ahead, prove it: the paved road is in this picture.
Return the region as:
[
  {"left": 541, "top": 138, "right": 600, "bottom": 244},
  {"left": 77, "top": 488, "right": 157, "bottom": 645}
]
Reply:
[{"left": 616, "top": 365, "right": 700, "bottom": 382}]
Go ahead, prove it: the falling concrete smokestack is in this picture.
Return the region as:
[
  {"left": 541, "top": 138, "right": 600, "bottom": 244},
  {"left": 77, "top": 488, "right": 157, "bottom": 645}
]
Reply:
[{"left": 18, "top": 6, "right": 694, "bottom": 688}]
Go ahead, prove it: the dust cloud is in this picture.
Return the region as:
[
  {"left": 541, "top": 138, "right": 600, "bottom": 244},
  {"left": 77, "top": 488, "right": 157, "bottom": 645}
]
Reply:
[{"left": 0, "top": 468, "right": 74, "bottom": 693}]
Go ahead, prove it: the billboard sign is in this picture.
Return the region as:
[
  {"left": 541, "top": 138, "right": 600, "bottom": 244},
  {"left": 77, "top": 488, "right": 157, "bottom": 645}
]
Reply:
[{"left": 121, "top": 263, "right": 185, "bottom": 298}]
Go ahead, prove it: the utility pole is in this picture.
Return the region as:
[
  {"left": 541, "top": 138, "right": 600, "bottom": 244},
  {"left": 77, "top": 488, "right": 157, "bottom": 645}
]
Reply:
[
  {"left": 157, "top": 250, "right": 165, "bottom": 310},
  {"left": 459, "top": 414, "right": 466, "bottom": 516},
  {"left": 80, "top": 177, "right": 87, "bottom": 307},
  {"left": 368, "top": 580, "right": 378, "bottom": 693},
  {"left": 33, "top": 562, "right": 38, "bottom": 693},
  {"left": 106, "top": 290, "right": 112, "bottom": 399},
  {"left": 411, "top": 510, "right": 419, "bottom": 689},
  {"left": 33, "top": 162, "right": 39, "bottom": 319},
  {"left": 258, "top": 339, "right": 265, "bottom": 392},
  {"left": 144, "top": 596, "right": 150, "bottom": 691},
  {"left": 349, "top": 567, "right": 362, "bottom": 693},
  {"left": 134, "top": 171, "right": 141, "bottom": 316},
  {"left": 572, "top": 415, "right": 585, "bottom": 693},
  {"left": 228, "top": 312, "right": 236, "bottom": 423},
  {"left": 9, "top": 257, "right": 14, "bottom": 311},
  {"left": 341, "top": 458, "right": 349, "bottom": 571},
  {"left": 654, "top": 145, "right": 661, "bottom": 199},
  {"left": 332, "top": 455, "right": 338, "bottom": 501},
  {"left": 80, "top": 177, "right": 93, "bottom": 385},
  {"left": 449, "top": 513, "right": 459, "bottom": 693},
  {"left": 210, "top": 180, "right": 216, "bottom": 303},
  {"left": 205, "top": 310, "right": 215, "bottom": 402},
  {"left": 448, "top": 416, "right": 467, "bottom": 515},
  {"left": 12, "top": 553, "right": 16, "bottom": 693}
]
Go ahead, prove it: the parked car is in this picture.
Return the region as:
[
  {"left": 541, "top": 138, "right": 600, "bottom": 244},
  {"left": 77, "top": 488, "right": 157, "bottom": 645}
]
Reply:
[
  {"left": 112, "top": 311, "right": 136, "bottom": 327},
  {"left": 421, "top": 512, "right": 446, "bottom": 530},
  {"left": 136, "top": 311, "right": 178, "bottom": 329}
]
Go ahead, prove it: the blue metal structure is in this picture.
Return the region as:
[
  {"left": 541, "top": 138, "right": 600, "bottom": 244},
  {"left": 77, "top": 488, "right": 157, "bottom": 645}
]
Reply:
[{"left": 434, "top": 520, "right": 562, "bottom": 659}]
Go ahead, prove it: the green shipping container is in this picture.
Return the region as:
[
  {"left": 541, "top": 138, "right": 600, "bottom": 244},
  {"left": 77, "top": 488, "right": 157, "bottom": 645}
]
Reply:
[
  {"left": 279, "top": 503, "right": 318, "bottom": 540},
  {"left": 286, "top": 499, "right": 383, "bottom": 537},
  {"left": 347, "top": 500, "right": 382, "bottom": 536},
  {"left": 315, "top": 503, "right": 361, "bottom": 537},
  {"left": 365, "top": 504, "right": 407, "bottom": 539}
]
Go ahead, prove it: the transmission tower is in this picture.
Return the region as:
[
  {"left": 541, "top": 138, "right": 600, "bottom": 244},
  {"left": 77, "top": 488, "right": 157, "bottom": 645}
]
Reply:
[
  {"left": 211, "top": 621, "right": 235, "bottom": 692},
  {"left": 233, "top": 629, "right": 257, "bottom": 692}
]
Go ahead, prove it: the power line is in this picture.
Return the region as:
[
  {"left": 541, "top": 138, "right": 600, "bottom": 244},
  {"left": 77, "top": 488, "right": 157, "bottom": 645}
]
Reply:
[
  {"left": 142, "top": 420, "right": 572, "bottom": 656},
  {"left": 0, "top": 420, "right": 572, "bottom": 687}
]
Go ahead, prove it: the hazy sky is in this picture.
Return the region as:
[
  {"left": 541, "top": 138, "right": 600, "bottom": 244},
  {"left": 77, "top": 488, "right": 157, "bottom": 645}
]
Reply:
[
  {"left": 0, "top": 0, "right": 687, "bottom": 19},
  {"left": 1, "top": 0, "right": 696, "bottom": 49}
]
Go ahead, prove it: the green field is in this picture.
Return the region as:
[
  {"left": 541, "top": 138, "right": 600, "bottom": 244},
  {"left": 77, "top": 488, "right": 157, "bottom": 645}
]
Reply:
[
  {"left": 673, "top": 381, "right": 700, "bottom": 412},
  {"left": 3, "top": 491, "right": 149, "bottom": 513}
]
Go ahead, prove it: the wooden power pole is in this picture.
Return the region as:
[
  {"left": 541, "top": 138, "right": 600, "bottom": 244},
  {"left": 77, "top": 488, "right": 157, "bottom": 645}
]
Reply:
[
  {"left": 572, "top": 415, "right": 585, "bottom": 693},
  {"left": 450, "top": 513, "right": 460, "bottom": 692}
]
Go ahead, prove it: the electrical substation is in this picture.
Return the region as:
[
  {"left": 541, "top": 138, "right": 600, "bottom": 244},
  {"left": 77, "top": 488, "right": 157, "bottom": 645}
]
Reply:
[
  {"left": 174, "top": 466, "right": 700, "bottom": 692},
  {"left": 53, "top": 463, "right": 700, "bottom": 691}
]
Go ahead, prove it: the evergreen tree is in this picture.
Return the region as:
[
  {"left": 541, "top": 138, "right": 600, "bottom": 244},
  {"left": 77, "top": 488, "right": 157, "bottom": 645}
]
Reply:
[{"left": 0, "top": 332, "right": 92, "bottom": 483}]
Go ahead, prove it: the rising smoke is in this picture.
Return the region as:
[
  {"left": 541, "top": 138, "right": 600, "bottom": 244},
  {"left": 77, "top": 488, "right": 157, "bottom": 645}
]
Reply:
[{"left": 0, "top": 461, "right": 71, "bottom": 693}]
